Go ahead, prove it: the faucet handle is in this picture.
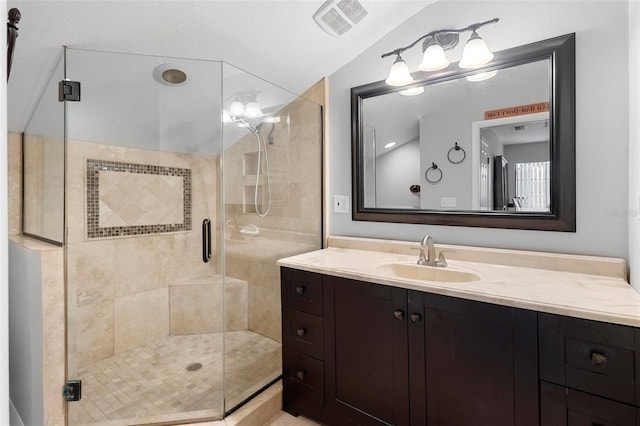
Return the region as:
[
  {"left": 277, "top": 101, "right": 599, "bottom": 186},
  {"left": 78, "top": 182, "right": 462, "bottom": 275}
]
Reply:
[
  {"left": 411, "top": 247, "right": 428, "bottom": 265},
  {"left": 436, "top": 251, "right": 448, "bottom": 267}
]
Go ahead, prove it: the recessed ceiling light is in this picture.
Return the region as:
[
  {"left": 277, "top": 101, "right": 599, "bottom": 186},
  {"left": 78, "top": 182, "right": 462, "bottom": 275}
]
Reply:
[
  {"left": 399, "top": 86, "right": 424, "bottom": 96},
  {"left": 384, "top": 142, "right": 397, "bottom": 149},
  {"left": 153, "top": 63, "right": 190, "bottom": 86}
]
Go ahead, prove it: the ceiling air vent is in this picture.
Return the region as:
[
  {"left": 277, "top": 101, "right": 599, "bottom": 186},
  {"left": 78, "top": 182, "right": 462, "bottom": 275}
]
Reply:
[{"left": 313, "top": 0, "right": 368, "bottom": 37}]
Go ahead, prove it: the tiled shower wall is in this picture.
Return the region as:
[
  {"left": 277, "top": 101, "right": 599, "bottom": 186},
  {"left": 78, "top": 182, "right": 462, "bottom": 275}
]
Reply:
[{"left": 66, "top": 139, "right": 221, "bottom": 370}]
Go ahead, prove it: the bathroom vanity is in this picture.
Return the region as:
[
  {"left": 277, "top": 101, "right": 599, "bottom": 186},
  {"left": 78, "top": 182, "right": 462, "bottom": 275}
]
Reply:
[{"left": 278, "top": 237, "right": 640, "bottom": 426}]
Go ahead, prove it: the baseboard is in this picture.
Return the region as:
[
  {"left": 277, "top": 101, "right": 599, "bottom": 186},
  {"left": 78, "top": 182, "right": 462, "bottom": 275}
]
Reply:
[{"left": 9, "top": 400, "right": 24, "bottom": 426}]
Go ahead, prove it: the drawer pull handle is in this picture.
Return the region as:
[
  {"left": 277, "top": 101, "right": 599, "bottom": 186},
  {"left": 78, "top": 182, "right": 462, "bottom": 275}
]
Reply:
[
  {"left": 295, "top": 286, "right": 305, "bottom": 296},
  {"left": 410, "top": 313, "right": 422, "bottom": 323},
  {"left": 591, "top": 352, "right": 607, "bottom": 367},
  {"left": 393, "top": 310, "right": 404, "bottom": 320},
  {"left": 296, "top": 327, "right": 306, "bottom": 337},
  {"left": 296, "top": 370, "right": 306, "bottom": 381}
]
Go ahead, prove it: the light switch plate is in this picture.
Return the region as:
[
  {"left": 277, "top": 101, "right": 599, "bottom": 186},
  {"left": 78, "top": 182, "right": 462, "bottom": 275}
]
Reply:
[{"left": 333, "top": 195, "right": 350, "bottom": 213}]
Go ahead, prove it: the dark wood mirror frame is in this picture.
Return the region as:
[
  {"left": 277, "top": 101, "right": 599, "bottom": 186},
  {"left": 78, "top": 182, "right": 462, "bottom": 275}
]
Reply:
[{"left": 351, "top": 33, "right": 575, "bottom": 232}]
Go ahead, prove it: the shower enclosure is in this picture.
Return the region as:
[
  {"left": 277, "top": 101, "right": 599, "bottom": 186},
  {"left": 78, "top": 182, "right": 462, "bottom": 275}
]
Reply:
[{"left": 22, "top": 48, "right": 322, "bottom": 424}]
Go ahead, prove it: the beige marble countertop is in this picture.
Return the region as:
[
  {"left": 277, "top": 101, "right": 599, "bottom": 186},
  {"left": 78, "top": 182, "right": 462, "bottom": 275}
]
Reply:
[{"left": 277, "top": 237, "right": 640, "bottom": 327}]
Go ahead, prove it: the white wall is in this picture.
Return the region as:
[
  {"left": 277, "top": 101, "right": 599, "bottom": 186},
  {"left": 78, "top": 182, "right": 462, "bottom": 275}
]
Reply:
[
  {"left": 376, "top": 139, "right": 421, "bottom": 208},
  {"left": 8, "top": 242, "right": 44, "bottom": 426},
  {"left": 629, "top": 0, "right": 640, "bottom": 289},
  {"left": 329, "top": 0, "right": 629, "bottom": 259}
]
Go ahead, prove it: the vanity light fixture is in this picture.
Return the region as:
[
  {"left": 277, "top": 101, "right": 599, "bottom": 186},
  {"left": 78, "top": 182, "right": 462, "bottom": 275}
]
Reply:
[
  {"left": 225, "top": 93, "right": 264, "bottom": 122},
  {"left": 382, "top": 18, "right": 499, "bottom": 86}
]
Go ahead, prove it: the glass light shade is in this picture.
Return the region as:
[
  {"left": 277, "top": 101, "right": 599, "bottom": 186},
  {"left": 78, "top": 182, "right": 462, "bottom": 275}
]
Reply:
[
  {"left": 459, "top": 31, "right": 494, "bottom": 69},
  {"left": 244, "top": 101, "right": 263, "bottom": 118},
  {"left": 399, "top": 86, "right": 424, "bottom": 96},
  {"left": 222, "top": 109, "right": 232, "bottom": 123},
  {"left": 229, "top": 100, "right": 245, "bottom": 117},
  {"left": 385, "top": 55, "right": 414, "bottom": 86},
  {"left": 466, "top": 70, "right": 497, "bottom": 82},
  {"left": 419, "top": 43, "right": 449, "bottom": 71}
]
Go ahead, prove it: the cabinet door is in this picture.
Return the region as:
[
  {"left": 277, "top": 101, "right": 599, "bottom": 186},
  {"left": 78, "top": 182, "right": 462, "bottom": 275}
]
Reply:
[
  {"left": 324, "top": 275, "right": 409, "bottom": 426},
  {"left": 408, "top": 291, "right": 538, "bottom": 426}
]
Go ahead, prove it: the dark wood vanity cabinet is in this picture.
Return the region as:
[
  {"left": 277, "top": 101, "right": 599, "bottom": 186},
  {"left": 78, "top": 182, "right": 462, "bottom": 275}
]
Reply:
[
  {"left": 281, "top": 267, "right": 640, "bottom": 425},
  {"left": 539, "top": 313, "right": 640, "bottom": 425},
  {"left": 281, "top": 267, "right": 538, "bottom": 425}
]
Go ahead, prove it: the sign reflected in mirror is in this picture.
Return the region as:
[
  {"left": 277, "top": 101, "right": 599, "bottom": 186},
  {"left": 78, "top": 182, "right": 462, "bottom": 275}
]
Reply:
[{"left": 351, "top": 33, "right": 576, "bottom": 231}]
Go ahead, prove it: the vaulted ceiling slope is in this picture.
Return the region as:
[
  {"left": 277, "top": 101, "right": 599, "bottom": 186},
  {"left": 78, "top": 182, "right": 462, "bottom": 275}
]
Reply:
[{"left": 7, "top": 0, "right": 431, "bottom": 133}]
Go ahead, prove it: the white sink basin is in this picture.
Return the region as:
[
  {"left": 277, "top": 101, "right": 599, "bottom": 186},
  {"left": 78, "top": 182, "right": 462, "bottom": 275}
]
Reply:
[{"left": 374, "top": 262, "right": 481, "bottom": 283}]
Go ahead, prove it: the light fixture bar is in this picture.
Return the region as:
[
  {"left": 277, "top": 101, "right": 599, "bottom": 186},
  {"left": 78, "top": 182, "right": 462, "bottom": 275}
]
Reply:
[
  {"left": 380, "top": 18, "right": 499, "bottom": 59},
  {"left": 381, "top": 18, "right": 499, "bottom": 86}
]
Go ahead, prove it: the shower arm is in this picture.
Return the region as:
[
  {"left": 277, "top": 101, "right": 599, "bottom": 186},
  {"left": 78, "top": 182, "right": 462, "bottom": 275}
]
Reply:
[{"left": 7, "top": 8, "right": 20, "bottom": 81}]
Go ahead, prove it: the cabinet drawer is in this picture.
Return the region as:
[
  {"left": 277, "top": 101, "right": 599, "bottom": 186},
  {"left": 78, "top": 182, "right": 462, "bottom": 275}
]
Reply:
[
  {"left": 566, "top": 337, "right": 635, "bottom": 404},
  {"left": 281, "top": 268, "right": 323, "bottom": 316},
  {"left": 283, "top": 349, "right": 324, "bottom": 405},
  {"left": 283, "top": 308, "right": 324, "bottom": 360},
  {"left": 541, "top": 381, "right": 637, "bottom": 425},
  {"left": 539, "top": 313, "right": 640, "bottom": 406}
]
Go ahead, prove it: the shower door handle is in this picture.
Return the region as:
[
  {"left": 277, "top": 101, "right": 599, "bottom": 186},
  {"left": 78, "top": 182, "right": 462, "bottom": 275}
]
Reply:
[{"left": 202, "top": 218, "right": 212, "bottom": 263}]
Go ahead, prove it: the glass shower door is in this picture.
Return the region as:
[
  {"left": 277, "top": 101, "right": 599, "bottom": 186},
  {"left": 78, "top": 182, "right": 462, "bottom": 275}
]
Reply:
[
  {"left": 221, "top": 63, "right": 323, "bottom": 413},
  {"left": 64, "top": 48, "right": 226, "bottom": 425}
]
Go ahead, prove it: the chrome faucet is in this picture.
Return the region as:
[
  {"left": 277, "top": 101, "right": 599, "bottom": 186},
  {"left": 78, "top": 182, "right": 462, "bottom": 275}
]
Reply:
[{"left": 416, "top": 235, "right": 447, "bottom": 267}]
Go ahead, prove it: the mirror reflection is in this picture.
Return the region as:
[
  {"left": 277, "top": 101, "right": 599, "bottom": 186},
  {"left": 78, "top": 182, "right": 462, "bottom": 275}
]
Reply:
[{"left": 362, "top": 59, "right": 550, "bottom": 212}]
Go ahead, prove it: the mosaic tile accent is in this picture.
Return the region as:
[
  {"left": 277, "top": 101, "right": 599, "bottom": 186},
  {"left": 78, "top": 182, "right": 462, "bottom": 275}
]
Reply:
[{"left": 86, "top": 159, "right": 192, "bottom": 239}]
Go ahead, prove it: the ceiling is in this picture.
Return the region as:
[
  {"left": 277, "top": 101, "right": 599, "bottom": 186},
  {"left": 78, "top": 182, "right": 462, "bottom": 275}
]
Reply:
[{"left": 7, "top": 0, "right": 431, "bottom": 134}]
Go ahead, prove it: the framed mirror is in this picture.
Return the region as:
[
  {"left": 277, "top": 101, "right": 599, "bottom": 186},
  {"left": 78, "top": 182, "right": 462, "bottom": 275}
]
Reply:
[{"left": 351, "top": 33, "right": 575, "bottom": 231}]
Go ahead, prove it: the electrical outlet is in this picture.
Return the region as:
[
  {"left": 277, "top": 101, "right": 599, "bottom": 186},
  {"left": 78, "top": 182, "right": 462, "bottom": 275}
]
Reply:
[
  {"left": 441, "top": 197, "right": 457, "bottom": 208},
  {"left": 333, "top": 195, "right": 350, "bottom": 213}
]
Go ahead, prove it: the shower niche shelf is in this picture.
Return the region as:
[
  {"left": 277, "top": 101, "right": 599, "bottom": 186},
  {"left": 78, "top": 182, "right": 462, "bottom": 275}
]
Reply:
[{"left": 243, "top": 152, "right": 259, "bottom": 176}]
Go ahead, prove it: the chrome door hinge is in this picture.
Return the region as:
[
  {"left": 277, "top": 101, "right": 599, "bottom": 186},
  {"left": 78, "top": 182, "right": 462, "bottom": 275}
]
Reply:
[
  {"left": 62, "top": 380, "right": 82, "bottom": 402},
  {"left": 58, "top": 80, "right": 81, "bottom": 102}
]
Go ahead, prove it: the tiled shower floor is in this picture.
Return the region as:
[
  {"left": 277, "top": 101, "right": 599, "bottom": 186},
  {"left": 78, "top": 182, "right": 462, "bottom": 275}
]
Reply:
[{"left": 71, "top": 330, "right": 282, "bottom": 425}]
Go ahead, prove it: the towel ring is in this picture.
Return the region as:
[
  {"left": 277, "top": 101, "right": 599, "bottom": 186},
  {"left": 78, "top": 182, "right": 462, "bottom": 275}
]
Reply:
[
  {"left": 425, "top": 162, "right": 443, "bottom": 184},
  {"left": 447, "top": 142, "right": 466, "bottom": 164}
]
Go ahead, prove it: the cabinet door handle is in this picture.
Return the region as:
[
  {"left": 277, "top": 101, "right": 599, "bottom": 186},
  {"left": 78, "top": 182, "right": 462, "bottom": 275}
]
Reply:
[
  {"left": 591, "top": 352, "right": 607, "bottom": 367},
  {"left": 393, "top": 310, "right": 404, "bottom": 320},
  {"left": 410, "top": 313, "right": 422, "bottom": 323},
  {"left": 296, "top": 327, "right": 306, "bottom": 337},
  {"left": 296, "top": 370, "right": 306, "bottom": 381},
  {"left": 295, "top": 286, "right": 305, "bottom": 296}
]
